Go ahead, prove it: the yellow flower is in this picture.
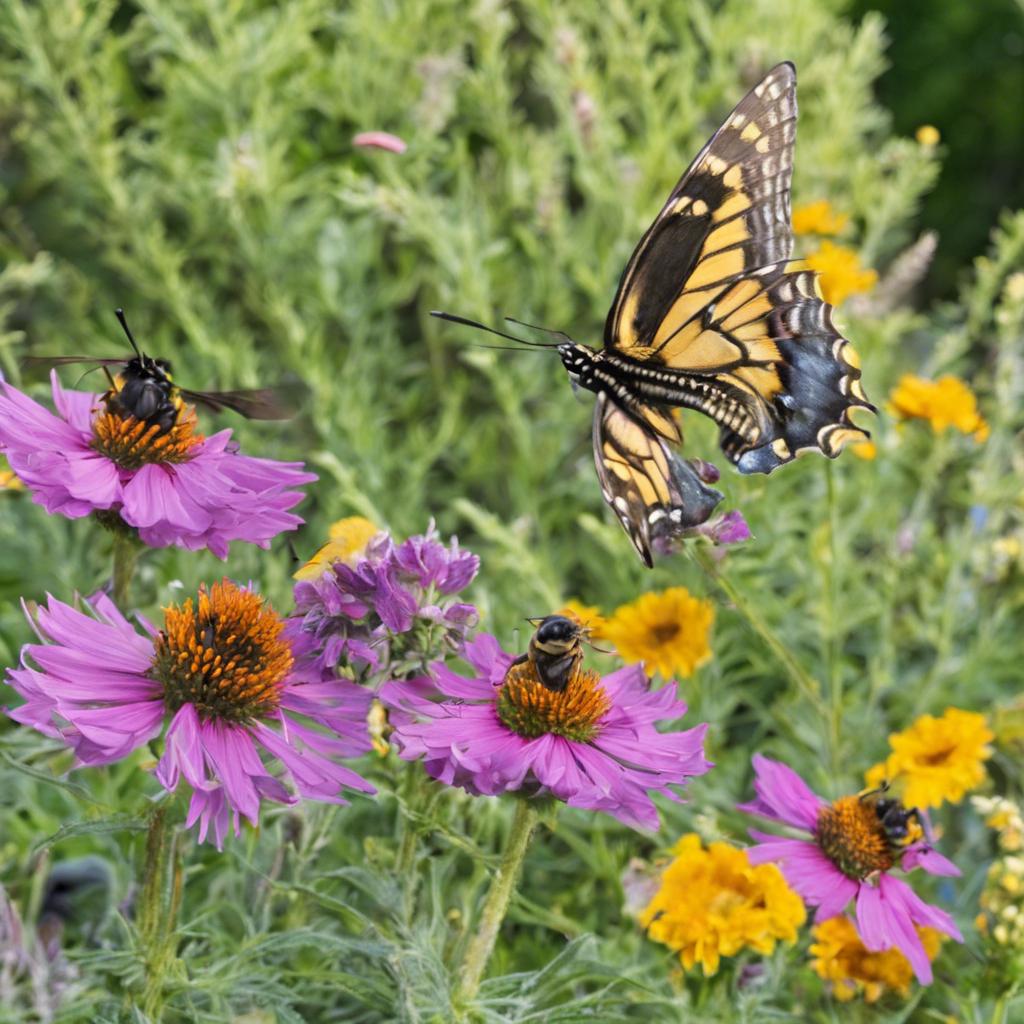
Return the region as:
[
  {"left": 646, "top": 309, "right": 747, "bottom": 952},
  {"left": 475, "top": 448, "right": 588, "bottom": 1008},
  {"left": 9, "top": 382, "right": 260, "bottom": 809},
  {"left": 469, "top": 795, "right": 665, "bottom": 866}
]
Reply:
[
  {"left": 810, "top": 916, "right": 942, "bottom": 1002},
  {"left": 916, "top": 124, "right": 941, "bottom": 147},
  {"left": 888, "top": 374, "right": 989, "bottom": 441},
  {"left": 973, "top": 795, "right": 1024, "bottom": 852},
  {"left": 641, "top": 834, "right": 805, "bottom": 976},
  {"left": 865, "top": 707, "right": 994, "bottom": 809},
  {"left": 851, "top": 440, "right": 877, "bottom": 460},
  {"left": 792, "top": 199, "right": 849, "bottom": 236},
  {"left": 557, "top": 599, "right": 607, "bottom": 639},
  {"left": 805, "top": 241, "right": 878, "bottom": 306},
  {"left": 602, "top": 587, "right": 713, "bottom": 678},
  {"left": 0, "top": 456, "right": 22, "bottom": 491},
  {"left": 293, "top": 516, "right": 380, "bottom": 581}
]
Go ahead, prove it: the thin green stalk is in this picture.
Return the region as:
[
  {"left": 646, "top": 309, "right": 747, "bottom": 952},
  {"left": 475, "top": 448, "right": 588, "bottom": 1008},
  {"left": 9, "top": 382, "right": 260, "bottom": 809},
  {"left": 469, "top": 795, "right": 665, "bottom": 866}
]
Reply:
[
  {"left": 455, "top": 799, "right": 538, "bottom": 1009},
  {"left": 824, "top": 461, "right": 843, "bottom": 774},
  {"left": 112, "top": 532, "right": 142, "bottom": 608},
  {"left": 135, "top": 804, "right": 184, "bottom": 1020},
  {"left": 690, "top": 547, "right": 826, "bottom": 717}
]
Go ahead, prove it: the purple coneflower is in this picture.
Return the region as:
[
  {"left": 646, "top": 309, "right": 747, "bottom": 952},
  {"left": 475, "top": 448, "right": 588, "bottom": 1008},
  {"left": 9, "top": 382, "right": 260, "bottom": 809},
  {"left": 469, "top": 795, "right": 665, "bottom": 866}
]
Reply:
[
  {"left": 289, "top": 520, "right": 479, "bottom": 681},
  {"left": 0, "top": 372, "right": 314, "bottom": 558},
  {"left": 5, "top": 581, "right": 374, "bottom": 848},
  {"left": 738, "top": 754, "right": 963, "bottom": 983},
  {"left": 380, "top": 633, "right": 710, "bottom": 829}
]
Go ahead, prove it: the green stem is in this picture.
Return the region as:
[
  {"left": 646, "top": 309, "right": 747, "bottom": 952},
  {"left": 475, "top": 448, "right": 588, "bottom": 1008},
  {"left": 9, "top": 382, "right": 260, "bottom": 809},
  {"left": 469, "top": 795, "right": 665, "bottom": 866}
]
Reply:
[
  {"left": 455, "top": 799, "right": 538, "bottom": 1008},
  {"left": 112, "top": 532, "right": 142, "bottom": 608},
  {"left": 824, "top": 461, "right": 843, "bottom": 775},
  {"left": 135, "top": 804, "right": 184, "bottom": 1020},
  {"left": 691, "top": 547, "right": 826, "bottom": 716}
]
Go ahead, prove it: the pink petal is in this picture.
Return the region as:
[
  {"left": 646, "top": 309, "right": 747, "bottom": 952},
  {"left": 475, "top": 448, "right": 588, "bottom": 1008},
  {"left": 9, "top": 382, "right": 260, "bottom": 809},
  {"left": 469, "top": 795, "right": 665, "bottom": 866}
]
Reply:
[{"left": 352, "top": 131, "right": 406, "bottom": 154}]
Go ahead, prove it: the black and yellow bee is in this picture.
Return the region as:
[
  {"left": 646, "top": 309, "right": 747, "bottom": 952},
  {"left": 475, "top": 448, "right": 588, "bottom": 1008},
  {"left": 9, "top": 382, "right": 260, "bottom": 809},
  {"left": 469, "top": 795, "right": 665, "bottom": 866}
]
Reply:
[
  {"left": 861, "top": 786, "right": 922, "bottom": 850},
  {"left": 26, "top": 308, "right": 294, "bottom": 432},
  {"left": 508, "top": 614, "right": 587, "bottom": 693},
  {"left": 434, "top": 62, "right": 874, "bottom": 566}
]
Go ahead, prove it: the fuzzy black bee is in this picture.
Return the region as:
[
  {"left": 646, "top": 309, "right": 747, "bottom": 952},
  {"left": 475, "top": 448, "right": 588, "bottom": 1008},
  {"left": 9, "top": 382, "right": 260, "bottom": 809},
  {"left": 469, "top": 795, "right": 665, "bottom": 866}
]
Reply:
[
  {"left": 25, "top": 308, "right": 296, "bottom": 432},
  {"left": 861, "top": 787, "right": 922, "bottom": 849},
  {"left": 508, "top": 615, "right": 587, "bottom": 693}
]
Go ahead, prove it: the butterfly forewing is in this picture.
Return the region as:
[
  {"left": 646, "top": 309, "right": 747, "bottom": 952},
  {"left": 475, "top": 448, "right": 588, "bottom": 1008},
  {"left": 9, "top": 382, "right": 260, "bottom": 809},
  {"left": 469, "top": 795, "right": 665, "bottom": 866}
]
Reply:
[{"left": 605, "top": 62, "right": 797, "bottom": 353}]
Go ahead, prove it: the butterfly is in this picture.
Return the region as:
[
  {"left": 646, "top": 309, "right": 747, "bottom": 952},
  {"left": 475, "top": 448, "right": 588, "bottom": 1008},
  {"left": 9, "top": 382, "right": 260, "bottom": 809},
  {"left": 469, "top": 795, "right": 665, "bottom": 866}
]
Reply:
[{"left": 435, "top": 62, "right": 874, "bottom": 566}]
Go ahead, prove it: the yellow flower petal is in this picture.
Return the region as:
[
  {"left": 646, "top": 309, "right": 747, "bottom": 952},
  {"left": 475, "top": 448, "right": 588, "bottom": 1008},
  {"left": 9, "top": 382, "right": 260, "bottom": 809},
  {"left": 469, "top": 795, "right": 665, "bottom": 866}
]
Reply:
[
  {"left": 810, "top": 916, "right": 942, "bottom": 1002},
  {"left": 916, "top": 124, "right": 941, "bottom": 147},
  {"left": 888, "top": 374, "right": 988, "bottom": 441},
  {"left": 865, "top": 707, "right": 993, "bottom": 809},
  {"left": 557, "top": 599, "right": 608, "bottom": 640},
  {"left": 602, "top": 587, "right": 713, "bottom": 678},
  {"left": 805, "top": 241, "right": 878, "bottom": 306},
  {"left": 641, "top": 834, "right": 805, "bottom": 976},
  {"left": 294, "top": 516, "right": 380, "bottom": 580},
  {"left": 792, "top": 199, "right": 849, "bottom": 236}
]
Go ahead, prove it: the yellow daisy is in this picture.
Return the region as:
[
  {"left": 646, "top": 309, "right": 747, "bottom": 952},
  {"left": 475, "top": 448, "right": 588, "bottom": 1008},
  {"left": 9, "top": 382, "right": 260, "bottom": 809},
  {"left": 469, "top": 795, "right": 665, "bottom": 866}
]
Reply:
[
  {"left": 810, "top": 916, "right": 942, "bottom": 1002},
  {"left": 641, "top": 834, "right": 805, "bottom": 976},
  {"left": 888, "top": 374, "right": 989, "bottom": 441},
  {"left": 294, "top": 516, "right": 380, "bottom": 581},
  {"left": 557, "top": 599, "right": 607, "bottom": 639},
  {"left": 865, "top": 707, "right": 994, "bottom": 809},
  {"left": 915, "top": 124, "right": 941, "bottom": 147},
  {"left": 792, "top": 199, "right": 849, "bottom": 236},
  {"left": 602, "top": 587, "right": 713, "bottom": 678},
  {"left": 805, "top": 241, "right": 878, "bottom": 306}
]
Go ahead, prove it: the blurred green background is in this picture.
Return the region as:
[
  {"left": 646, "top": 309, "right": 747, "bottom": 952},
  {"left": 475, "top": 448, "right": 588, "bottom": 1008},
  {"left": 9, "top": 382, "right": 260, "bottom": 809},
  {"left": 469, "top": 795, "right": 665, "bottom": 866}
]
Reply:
[{"left": 0, "top": 1, "right": 1022, "bottom": 1021}]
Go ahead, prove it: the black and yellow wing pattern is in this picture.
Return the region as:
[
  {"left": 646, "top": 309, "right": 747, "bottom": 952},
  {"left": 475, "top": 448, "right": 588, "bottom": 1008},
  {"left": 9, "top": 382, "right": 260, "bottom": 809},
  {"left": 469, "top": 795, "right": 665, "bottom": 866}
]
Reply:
[{"left": 590, "top": 61, "right": 872, "bottom": 562}]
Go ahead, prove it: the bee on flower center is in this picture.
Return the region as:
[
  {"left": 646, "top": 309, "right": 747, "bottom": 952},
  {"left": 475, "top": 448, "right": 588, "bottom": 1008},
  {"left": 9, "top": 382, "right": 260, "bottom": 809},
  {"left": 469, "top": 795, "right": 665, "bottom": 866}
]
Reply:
[{"left": 509, "top": 614, "right": 587, "bottom": 693}]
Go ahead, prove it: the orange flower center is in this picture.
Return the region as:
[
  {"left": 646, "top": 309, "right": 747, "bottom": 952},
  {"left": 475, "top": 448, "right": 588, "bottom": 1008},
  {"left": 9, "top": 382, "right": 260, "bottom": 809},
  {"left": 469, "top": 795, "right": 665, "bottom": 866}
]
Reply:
[
  {"left": 151, "top": 580, "right": 292, "bottom": 723},
  {"left": 816, "top": 797, "right": 895, "bottom": 879},
  {"left": 497, "top": 659, "right": 611, "bottom": 742},
  {"left": 91, "top": 403, "right": 203, "bottom": 469}
]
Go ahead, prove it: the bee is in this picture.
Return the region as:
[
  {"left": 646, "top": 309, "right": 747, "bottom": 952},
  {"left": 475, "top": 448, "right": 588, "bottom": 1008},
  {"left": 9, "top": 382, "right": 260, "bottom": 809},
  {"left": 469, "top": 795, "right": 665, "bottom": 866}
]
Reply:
[
  {"left": 508, "top": 614, "right": 587, "bottom": 693},
  {"left": 24, "top": 308, "right": 296, "bottom": 432},
  {"left": 861, "top": 785, "right": 922, "bottom": 850}
]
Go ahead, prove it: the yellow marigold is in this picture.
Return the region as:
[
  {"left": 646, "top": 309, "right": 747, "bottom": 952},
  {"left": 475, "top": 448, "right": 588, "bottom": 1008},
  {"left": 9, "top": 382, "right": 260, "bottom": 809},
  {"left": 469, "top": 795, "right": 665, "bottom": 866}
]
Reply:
[
  {"left": 888, "top": 374, "right": 989, "bottom": 441},
  {"left": 916, "top": 124, "right": 941, "bottom": 147},
  {"left": 810, "top": 916, "right": 942, "bottom": 1002},
  {"left": 558, "top": 599, "right": 607, "bottom": 640},
  {"left": 865, "top": 707, "right": 994, "bottom": 810},
  {"left": 293, "top": 516, "right": 380, "bottom": 581},
  {"left": 602, "top": 587, "right": 713, "bottom": 678},
  {"left": 641, "top": 834, "right": 805, "bottom": 976},
  {"left": 792, "top": 199, "right": 849, "bottom": 236},
  {"left": 805, "top": 242, "right": 878, "bottom": 306}
]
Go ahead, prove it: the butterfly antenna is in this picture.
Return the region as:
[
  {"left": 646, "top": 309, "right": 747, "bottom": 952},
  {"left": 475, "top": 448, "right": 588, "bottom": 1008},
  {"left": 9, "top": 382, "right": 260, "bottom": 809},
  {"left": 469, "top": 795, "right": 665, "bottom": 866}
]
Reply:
[
  {"left": 503, "top": 317, "right": 573, "bottom": 343},
  {"left": 430, "top": 310, "right": 560, "bottom": 349},
  {"left": 114, "top": 308, "right": 142, "bottom": 359}
]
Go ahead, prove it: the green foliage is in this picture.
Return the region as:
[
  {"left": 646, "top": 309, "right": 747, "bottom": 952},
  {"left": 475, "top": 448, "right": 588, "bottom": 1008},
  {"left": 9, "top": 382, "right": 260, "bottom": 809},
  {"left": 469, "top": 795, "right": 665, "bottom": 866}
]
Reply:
[{"left": 0, "top": 1, "right": 1021, "bottom": 1022}]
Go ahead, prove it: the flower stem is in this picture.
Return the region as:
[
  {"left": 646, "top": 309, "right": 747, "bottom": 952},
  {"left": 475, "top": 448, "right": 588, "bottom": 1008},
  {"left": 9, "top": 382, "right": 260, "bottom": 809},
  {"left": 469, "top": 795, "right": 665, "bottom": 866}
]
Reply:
[
  {"left": 690, "top": 546, "right": 827, "bottom": 717},
  {"left": 135, "top": 804, "right": 184, "bottom": 1019},
  {"left": 455, "top": 799, "right": 538, "bottom": 1008},
  {"left": 112, "top": 532, "right": 142, "bottom": 608}
]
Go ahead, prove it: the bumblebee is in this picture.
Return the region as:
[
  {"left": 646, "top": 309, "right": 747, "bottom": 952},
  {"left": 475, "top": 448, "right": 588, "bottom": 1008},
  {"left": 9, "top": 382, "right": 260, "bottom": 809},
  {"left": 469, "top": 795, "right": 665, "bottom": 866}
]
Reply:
[
  {"left": 508, "top": 615, "right": 587, "bottom": 693},
  {"left": 26, "top": 308, "right": 295, "bottom": 432},
  {"left": 861, "top": 785, "right": 922, "bottom": 849}
]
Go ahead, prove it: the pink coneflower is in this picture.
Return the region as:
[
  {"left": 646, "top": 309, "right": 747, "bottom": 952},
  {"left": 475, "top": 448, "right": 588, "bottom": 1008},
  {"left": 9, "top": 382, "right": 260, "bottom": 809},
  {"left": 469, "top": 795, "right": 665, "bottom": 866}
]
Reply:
[
  {"left": 0, "top": 372, "right": 315, "bottom": 558},
  {"left": 380, "top": 634, "right": 710, "bottom": 829},
  {"left": 738, "top": 754, "right": 963, "bottom": 983},
  {"left": 5, "top": 582, "right": 374, "bottom": 848}
]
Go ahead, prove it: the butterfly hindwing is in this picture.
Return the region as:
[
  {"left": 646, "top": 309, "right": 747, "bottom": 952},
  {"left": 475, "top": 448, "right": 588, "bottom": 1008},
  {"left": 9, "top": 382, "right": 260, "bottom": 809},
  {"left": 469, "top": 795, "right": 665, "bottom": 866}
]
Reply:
[{"left": 593, "top": 394, "right": 723, "bottom": 567}]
